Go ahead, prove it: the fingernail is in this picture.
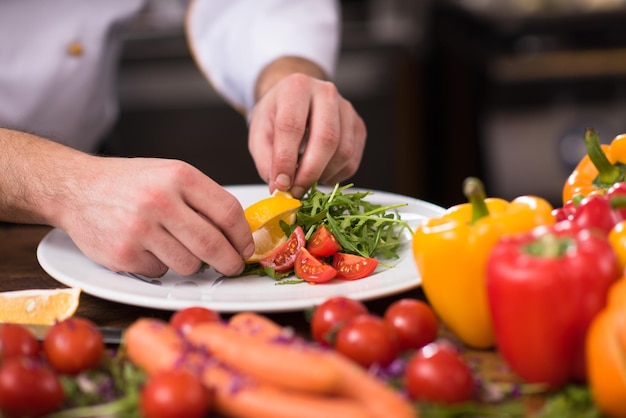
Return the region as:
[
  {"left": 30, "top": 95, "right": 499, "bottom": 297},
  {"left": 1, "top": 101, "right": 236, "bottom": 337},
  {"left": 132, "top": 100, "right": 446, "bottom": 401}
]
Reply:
[
  {"left": 243, "top": 242, "right": 255, "bottom": 259},
  {"left": 291, "top": 186, "right": 305, "bottom": 198},
  {"left": 275, "top": 173, "right": 291, "bottom": 189}
]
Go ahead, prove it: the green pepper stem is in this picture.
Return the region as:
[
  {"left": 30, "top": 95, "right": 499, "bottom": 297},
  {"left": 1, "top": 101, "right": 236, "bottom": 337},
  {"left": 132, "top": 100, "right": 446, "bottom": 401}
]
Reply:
[
  {"left": 463, "top": 177, "right": 490, "bottom": 225},
  {"left": 585, "top": 128, "right": 622, "bottom": 185},
  {"left": 523, "top": 233, "right": 572, "bottom": 258},
  {"left": 610, "top": 195, "right": 626, "bottom": 209}
]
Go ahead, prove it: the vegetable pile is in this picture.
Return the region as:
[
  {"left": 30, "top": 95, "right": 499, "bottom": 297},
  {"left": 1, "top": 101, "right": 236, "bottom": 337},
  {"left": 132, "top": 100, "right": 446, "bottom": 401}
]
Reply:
[
  {"left": 412, "top": 128, "right": 626, "bottom": 417},
  {"left": 244, "top": 183, "right": 411, "bottom": 284}
]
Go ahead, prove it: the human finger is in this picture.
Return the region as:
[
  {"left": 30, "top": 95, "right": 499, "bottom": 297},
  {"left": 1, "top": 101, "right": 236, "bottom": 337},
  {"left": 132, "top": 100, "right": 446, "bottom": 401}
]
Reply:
[
  {"left": 317, "top": 99, "right": 366, "bottom": 185},
  {"left": 267, "top": 76, "right": 312, "bottom": 194},
  {"left": 290, "top": 83, "right": 342, "bottom": 197}
]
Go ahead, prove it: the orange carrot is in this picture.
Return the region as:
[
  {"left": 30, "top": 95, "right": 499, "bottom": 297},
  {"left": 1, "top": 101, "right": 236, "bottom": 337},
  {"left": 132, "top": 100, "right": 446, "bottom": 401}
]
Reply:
[
  {"left": 124, "top": 318, "right": 375, "bottom": 418},
  {"left": 224, "top": 312, "right": 417, "bottom": 418},
  {"left": 186, "top": 321, "right": 342, "bottom": 395}
]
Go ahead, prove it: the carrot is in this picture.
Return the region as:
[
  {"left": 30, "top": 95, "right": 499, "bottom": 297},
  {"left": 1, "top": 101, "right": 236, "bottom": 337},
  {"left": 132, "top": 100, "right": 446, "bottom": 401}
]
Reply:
[
  {"left": 224, "top": 312, "right": 417, "bottom": 418},
  {"left": 228, "top": 311, "right": 286, "bottom": 339},
  {"left": 186, "top": 321, "right": 342, "bottom": 394},
  {"left": 124, "top": 318, "right": 375, "bottom": 418}
]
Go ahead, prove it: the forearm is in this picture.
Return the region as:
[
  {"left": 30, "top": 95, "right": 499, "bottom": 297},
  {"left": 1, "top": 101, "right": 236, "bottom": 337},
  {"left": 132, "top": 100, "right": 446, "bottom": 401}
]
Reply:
[
  {"left": 254, "top": 56, "right": 328, "bottom": 104},
  {"left": 0, "top": 128, "right": 92, "bottom": 226}
]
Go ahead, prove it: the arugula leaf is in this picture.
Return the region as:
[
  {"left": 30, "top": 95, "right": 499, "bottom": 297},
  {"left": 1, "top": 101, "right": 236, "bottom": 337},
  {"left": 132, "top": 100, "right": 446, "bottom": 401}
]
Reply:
[{"left": 296, "top": 183, "right": 411, "bottom": 259}]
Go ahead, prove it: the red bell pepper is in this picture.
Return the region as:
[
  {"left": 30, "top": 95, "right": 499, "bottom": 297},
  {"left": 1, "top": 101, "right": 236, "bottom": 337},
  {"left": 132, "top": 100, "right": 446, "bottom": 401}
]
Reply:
[
  {"left": 486, "top": 220, "right": 621, "bottom": 389},
  {"left": 553, "top": 184, "right": 626, "bottom": 235}
]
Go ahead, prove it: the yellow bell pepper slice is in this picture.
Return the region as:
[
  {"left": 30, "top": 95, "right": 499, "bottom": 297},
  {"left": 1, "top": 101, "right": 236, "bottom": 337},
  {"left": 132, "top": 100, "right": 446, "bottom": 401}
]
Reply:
[{"left": 412, "top": 178, "right": 556, "bottom": 349}]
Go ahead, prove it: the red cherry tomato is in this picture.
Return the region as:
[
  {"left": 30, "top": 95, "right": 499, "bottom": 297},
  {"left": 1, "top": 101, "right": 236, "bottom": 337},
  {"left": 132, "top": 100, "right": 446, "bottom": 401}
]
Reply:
[
  {"left": 141, "top": 369, "right": 212, "bottom": 418},
  {"left": 0, "top": 323, "right": 40, "bottom": 361},
  {"left": 307, "top": 225, "right": 341, "bottom": 257},
  {"left": 310, "top": 296, "right": 368, "bottom": 345},
  {"left": 295, "top": 247, "right": 337, "bottom": 283},
  {"left": 334, "top": 314, "right": 399, "bottom": 368},
  {"left": 170, "top": 306, "right": 222, "bottom": 336},
  {"left": 260, "top": 226, "right": 306, "bottom": 273},
  {"left": 0, "top": 356, "right": 65, "bottom": 418},
  {"left": 332, "top": 253, "right": 378, "bottom": 280},
  {"left": 43, "top": 317, "right": 105, "bottom": 375},
  {"left": 384, "top": 299, "right": 439, "bottom": 351},
  {"left": 404, "top": 341, "right": 475, "bottom": 404}
]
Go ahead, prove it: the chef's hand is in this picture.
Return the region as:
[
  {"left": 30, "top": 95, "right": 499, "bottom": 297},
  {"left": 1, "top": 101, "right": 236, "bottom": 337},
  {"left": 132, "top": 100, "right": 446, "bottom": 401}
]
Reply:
[
  {"left": 61, "top": 156, "right": 255, "bottom": 278},
  {"left": 248, "top": 57, "right": 367, "bottom": 198}
]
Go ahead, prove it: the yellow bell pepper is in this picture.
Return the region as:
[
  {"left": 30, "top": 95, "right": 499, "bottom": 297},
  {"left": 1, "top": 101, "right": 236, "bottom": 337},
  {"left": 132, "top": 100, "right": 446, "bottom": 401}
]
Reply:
[
  {"left": 412, "top": 178, "right": 556, "bottom": 349},
  {"left": 609, "top": 220, "right": 626, "bottom": 271}
]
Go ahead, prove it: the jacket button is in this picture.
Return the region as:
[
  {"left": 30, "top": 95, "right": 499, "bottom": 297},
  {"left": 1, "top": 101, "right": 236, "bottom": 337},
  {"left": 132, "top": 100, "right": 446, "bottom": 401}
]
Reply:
[{"left": 67, "top": 41, "right": 84, "bottom": 57}]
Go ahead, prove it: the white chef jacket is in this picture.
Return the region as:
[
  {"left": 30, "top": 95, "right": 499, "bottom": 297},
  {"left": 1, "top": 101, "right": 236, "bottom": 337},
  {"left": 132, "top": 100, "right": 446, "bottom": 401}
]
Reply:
[{"left": 0, "top": 0, "right": 339, "bottom": 152}]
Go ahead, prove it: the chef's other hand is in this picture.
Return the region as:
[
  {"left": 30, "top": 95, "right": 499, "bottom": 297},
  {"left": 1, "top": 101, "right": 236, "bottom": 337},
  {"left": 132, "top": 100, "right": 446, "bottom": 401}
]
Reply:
[
  {"left": 248, "top": 58, "right": 367, "bottom": 199},
  {"left": 58, "top": 156, "right": 254, "bottom": 278}
]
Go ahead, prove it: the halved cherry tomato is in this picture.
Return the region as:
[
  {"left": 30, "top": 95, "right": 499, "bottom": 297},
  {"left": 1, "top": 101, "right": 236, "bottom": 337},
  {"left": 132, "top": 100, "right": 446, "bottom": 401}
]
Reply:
[
  {"left": 260, "top": 226, "right": 306, "bottom": 273},
  {"left": 295, "top": 248, "right": 337, "bottom": 283},
  {"left": 307, "top": 225, "right": 341, "bottom": 257},
  {"left": 332, "top": 253, "right": 378, "bottom": 280}
]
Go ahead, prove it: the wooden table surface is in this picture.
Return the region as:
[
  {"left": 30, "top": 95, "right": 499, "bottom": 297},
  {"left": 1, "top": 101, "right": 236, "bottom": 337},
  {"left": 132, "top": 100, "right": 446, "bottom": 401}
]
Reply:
[{"left": 0, "top": 222, "right": 550, "bottom": 416}]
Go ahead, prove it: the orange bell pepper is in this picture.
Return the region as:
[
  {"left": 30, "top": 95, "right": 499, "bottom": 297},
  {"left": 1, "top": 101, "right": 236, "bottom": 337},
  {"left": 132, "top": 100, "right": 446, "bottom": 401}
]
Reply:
[
  {"left": 563, "top": 128, "right": 626, "bottom": 205},
  {"left": 586, "top": 277, "right": 626, "bottom": 418},
  {"left": 412, "top": 178, "right": 555, "bottom": 349}
]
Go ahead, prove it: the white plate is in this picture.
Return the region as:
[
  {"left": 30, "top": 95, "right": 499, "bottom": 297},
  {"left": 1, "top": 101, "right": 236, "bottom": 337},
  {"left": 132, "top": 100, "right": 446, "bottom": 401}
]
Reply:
[{"left": 37, "top": 185, "right": 444, "bottom": 313}]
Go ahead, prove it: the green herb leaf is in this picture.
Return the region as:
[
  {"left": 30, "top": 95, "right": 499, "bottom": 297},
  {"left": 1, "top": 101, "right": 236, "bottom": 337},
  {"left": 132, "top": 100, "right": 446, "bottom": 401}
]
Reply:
[{"left": 296, "top": 183, "right": 411, "bottom": 259}]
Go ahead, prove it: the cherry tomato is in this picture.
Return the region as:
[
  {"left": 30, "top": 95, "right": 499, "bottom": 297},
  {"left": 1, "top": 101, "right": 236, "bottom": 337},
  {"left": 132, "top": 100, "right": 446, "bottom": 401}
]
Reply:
[
  {"left": 310, "top": 296, "right": 368, "bottom": 345},
  {"left": 43, "top": 317, "right": 105, "bottom": 375},
  {"left": 384, "top": 298, "right": 439, "bottom": 351},
  {"left": 295, "top": 247, "right": 337, "bottom": 283},
  {"left": 335, "top": 314, "right": 399, "bottom": 367},
  {"left": 260, "top": 226, "right": 306, "bottom": 273},
  {"left": 0, "top": 356, "right": 65, "bottom": 418},
  {"left": 332, "top": 253, "right": 378, "bottom": 280},
  {"left": 307, "top": 225, "right": 341, "bottom": 257},
  {"left": 170, "top": 306, "right": 222, "bottom": 336},
  {"left": 404, "top": 341, "right": 475, "bottom": 404},
  {"left": 141, "top": 369, "right": 212, "bottom": 418},
  {"left": 0, "top": 323, "right": 40, "bottom": 361}
]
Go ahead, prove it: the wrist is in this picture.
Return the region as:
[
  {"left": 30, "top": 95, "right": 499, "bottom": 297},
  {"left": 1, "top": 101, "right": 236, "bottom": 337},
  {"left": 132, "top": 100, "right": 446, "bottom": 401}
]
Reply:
[{"left": 254, "top": 56, "right": 328, "bottom": 103}]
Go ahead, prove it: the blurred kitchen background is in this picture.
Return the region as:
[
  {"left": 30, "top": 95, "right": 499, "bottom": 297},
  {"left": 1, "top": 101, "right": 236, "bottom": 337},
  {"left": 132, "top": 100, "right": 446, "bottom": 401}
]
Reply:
[{"left": 105, "top": 0, "right": 626, "bottom": 208}]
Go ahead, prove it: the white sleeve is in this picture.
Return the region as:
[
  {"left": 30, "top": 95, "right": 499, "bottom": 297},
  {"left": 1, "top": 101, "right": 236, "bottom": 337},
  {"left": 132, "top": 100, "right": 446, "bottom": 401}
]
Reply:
[{"left": 185, "top": 0, "right": 340, "bottom": 115}]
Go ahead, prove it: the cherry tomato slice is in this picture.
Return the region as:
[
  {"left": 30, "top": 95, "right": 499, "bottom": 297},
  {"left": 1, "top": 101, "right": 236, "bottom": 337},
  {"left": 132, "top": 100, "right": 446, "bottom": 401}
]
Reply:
[
  {"left": 295, "top": 247, "right": 337, "bottom": 283},
  {"left": 332, "top": 253, "right": 378, "bottom": 280},
  {"left": 404, "top": 341, "right": 475, "bottom": 404},
  {"left": 170, "top": 306, "right": 222, "bottom": 336},
  {"left": 310, "top": 296, "right": 368, "bottom": 346},
  {"left": 307, "top": 225, "right": 341, "bottom": 257},
  {"left": 260, "top": 226, "right": 306, "bottom": 273}
]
